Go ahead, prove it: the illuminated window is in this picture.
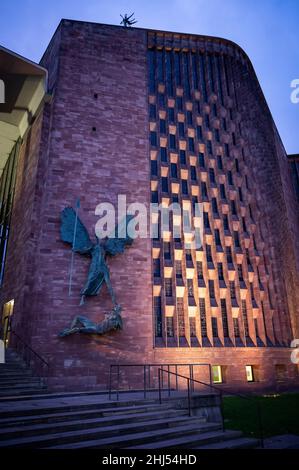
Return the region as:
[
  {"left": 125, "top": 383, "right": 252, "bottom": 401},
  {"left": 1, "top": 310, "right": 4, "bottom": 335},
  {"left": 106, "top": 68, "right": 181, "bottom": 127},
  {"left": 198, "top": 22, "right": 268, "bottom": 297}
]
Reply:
[
  {"left": 246, "top": 365, "right": 254, "bottom": 382},
  {"left": 212, "top": 365, "right": 223, "bottom": 384}
]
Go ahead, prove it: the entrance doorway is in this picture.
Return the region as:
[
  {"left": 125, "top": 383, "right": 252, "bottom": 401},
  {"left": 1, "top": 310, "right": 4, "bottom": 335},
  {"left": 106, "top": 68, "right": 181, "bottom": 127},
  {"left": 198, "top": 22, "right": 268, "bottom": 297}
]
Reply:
[{"left": 1, "top": 299, "right": 14, "bottom": 347}]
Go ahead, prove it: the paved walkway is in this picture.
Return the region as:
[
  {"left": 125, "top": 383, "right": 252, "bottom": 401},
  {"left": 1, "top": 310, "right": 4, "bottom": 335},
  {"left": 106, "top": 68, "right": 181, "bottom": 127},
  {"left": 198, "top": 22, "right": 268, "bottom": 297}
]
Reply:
[{"left": 263, "top": 434, "right": 299, "bottom": 449}]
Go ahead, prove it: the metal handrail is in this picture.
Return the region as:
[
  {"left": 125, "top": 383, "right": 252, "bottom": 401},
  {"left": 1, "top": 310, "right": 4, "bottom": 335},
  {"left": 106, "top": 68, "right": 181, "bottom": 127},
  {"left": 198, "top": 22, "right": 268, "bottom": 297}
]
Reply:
[
  {"left": 158, "top": 367, "right": 264, "bottom": 448},
  {"left": 108, "top": 363, "right": 212, "bottom": 401},
  {"left": 10, "top": 329, "right": 50, "bottom": 369},
  {"left": 1, "top": 320, "right": 50, "bottom": 383},
  {"left": 158, "top": 368, "right": 223, "bottom": 423}
]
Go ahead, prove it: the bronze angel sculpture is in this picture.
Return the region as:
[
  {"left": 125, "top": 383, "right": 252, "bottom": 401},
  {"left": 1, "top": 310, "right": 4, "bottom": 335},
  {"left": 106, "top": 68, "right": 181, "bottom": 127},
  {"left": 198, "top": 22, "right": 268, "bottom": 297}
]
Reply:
[{"left": 58, "top": 207, "right": 134, "bottom": 337}]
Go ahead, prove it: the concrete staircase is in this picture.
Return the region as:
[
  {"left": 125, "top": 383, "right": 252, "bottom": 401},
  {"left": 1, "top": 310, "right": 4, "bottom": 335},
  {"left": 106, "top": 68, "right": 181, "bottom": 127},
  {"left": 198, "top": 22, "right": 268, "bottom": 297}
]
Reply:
[
  {"left": 0, "top": 393, "right": 259, "bottom": 449},
  {"left": 0, "top": 348, "right": 47, "bottom": 397},
  {"left": 0, "top": 350, "right": 259, "bottom": 449}
]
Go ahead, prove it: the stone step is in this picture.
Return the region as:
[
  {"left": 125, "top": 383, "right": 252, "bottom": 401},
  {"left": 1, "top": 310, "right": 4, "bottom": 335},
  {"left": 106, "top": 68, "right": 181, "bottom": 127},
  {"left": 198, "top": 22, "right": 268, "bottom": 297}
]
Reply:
[
  {"left": 2, "top": 357, "right": 26, "bottom": 363},
  {"left": 47, "top": 421, "right": 222, "bottom": 449},
  {"left": 0, "top": 389, "right": 163, "bottom": 403},
  {"left": 0, "top": 388, "right": 48, "bottom": 398},
  {"left": 197, "top": 436, "right": 260, "bottom": 449},
  {"left": 2, "top": 355, "right": 25, "bottom": 362},
  {"left": 0, "top": 399, "right": 169, "bottom": 419},
  {"left": 0, "top": 377, "right": 40, "bottom": 391},
  {"left": 0, "top": 377, "right": 42, "bottom": 385},
  {"left": 0, "top": 389, "right": 107, "bottom": 402},
  {"left": 0, "top": 364, "right": 28, "bottom": 370},
  {"left": 0, "top": 417, "right": 214, "bottom": 448},
  {"left": 0, "top": 390, "right": 47, "bottom": 398},
  {"left": 0, "top": 410, "right": 194, "bottom": 441},
  {"left": 0, "top": 371, "right": 34, "bottom": 377},
  {"left": 0, "top": 379, "right": 38, "bottom": 386},
  {"left": 129, "top": 429, "right": 243, "bottom": 449},
  {"left": 0, "top": 402, "right": 177, "bottom": 428},
  {"left": 0, "top": 386, "right": 45, "bottom": 394},
  {"left": 0, "top": 409, "right": 191, "bottom": 436}
]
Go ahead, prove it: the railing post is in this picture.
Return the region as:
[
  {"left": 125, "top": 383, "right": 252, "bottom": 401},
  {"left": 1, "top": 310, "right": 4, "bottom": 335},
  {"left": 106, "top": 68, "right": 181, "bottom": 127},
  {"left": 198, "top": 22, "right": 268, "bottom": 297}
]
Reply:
[
  {"left": 108, "top": 365, "right": 112, "bottom": 400},
  {"left": 187, "top": 378, "right": 191, "bottom": 416},
  {"left": 168, "top": 365, "right": 170, "bottom": 397},
  {"left": 144, "top": 365, "right": 146, "bottom": 399},
  {"left": 117, "top": 365, "right": 120, "bottom": 401},
  {"left": 158, "top": 368, "right": 162, "bottom": 404},
  {"left": 209, "top": 364, "right": 212, "bottom": 386},
  {"left": 175, "top": 365, "right": 178, "bottom": 391},
  {"left": 189, "top": 364, "right": 194, "bottom": 393}
]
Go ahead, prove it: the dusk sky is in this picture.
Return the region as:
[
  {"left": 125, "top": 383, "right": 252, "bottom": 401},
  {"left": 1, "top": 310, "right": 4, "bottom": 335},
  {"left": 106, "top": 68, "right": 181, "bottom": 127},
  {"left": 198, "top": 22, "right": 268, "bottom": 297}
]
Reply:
[{"left": 0, "top": 0, "right": 298, "bottom": 154}]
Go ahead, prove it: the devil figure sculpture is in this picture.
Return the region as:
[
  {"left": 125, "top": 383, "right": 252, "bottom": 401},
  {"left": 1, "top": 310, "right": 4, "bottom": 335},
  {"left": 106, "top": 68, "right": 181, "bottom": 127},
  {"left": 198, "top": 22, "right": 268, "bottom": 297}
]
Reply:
[{"left": 58, "top": 207, "right": 134, "bottom": 337}]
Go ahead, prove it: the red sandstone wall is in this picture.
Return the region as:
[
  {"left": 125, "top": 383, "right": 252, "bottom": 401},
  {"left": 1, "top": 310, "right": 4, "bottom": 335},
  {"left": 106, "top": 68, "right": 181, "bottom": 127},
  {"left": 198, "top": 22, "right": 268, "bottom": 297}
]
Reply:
[
  {"left": 33, "top": 21, "right": 152, "bottom": 390},
  {"left": 232, "top": 58, "right": 299, "bottom": 341}
]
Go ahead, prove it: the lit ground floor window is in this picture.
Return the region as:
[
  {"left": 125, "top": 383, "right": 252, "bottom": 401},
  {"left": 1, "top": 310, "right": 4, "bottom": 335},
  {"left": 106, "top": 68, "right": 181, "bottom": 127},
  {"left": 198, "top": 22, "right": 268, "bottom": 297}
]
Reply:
[
  {"left": 245, "top": 365, "right": 255, "bottom": 382},
  {"left": 212, "top": 365, "right": 223, "bottom": 384}
]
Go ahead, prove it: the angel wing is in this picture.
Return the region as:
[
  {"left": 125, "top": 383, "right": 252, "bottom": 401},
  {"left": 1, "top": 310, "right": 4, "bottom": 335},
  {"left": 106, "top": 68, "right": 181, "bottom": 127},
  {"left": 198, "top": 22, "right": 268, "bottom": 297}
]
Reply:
[
  {"left": 103, "top": 214, "right": 134, "bottom": 256},
  {"left": 60, "top": 207, "right": 94, "bottom": 254}
]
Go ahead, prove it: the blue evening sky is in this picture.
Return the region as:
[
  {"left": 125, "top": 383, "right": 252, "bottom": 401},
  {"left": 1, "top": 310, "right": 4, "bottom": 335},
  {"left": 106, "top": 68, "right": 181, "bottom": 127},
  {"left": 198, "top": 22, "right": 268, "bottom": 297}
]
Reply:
[{"left": 0, "top": 0, "right": 298, "bottom": 154}]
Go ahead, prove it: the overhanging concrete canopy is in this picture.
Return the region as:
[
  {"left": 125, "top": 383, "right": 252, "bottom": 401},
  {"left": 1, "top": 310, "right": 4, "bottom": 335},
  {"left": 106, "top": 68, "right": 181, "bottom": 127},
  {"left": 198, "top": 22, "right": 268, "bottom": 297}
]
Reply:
[{"left": 0, "top": 46, "right": 48, "bottom": 176}]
